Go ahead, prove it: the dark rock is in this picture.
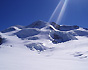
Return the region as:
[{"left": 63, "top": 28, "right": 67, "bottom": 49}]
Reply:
[
  {"left": 74, "top": 54, "right": 83, "bottom": 57},
  {"left": 50, "top": 31, "right": 77, "bottom": 44},
  {"left": 25, "top": 20, "right": 48, "bottom": 29},
  {"left": 15, "top": 25, "right": 24, "bottom": 29},
  {"left": 1, "top": 27, "right": 16, "bottom": 33},
  {"left": 53, "top": 33, "right": 61, "bottom": 39},
  {"left": 73, "top": 25, "right": 79, "bottom": 29},
  {"left": 14, "top": 28, "right": 41, "bottom": 38},
  {"left": 1, "top": 25, "right": 24, "bottom": 33},
  {"left": 27, "top": 37, "right": 39, "bottom": 40},
  {"left": 26, "top": 43, "right": 46, "bottom": 51},
  {"left": 51, "top": 22, "right": 60, "bottom": 30},
  {"left": 0, "top": 35, "right": 3, "bottom": 45},
  {"left": 59, "top": 25, "right": 79, "bottom": 31}
]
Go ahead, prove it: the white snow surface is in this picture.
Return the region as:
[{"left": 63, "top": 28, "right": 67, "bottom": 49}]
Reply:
[
  {"left": 0, "top": 32, "right": 88, "bottom": 70},
  {"left": 0, "top": 21, "right": 88, "bottom": 70}
]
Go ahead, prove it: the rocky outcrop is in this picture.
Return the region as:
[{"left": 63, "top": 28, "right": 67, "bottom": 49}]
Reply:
[
  {"left": 0, "top": 35, "right": 3, "bottom": 45},
  {"left": 1, "top": 25, "right": 23, "bottom": 33},
  {"left": 59, "top": 25, "right": 79, "bottom": 31},
  {"left": 49, "top": 28, "right": 77, "bottom": 43},
  {"left": 51, "top": 22, "right": 60, "bottom": 30},
  {"left": 25, "top": 20, "right": 48, "bottom": 29},
  {"left": 1, "top": 27, "right": 16, "bottom": 33},
  {"left": 50, "top": 22, "right": 79, "bottom": 31},
  {"left": 14, "top": 28, "right": 41, "bottom": 38},
  {"left": 26, "top": 43, "right": 46, "bottom": 51}
]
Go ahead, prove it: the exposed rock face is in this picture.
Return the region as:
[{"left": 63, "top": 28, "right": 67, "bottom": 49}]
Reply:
[
  {"left": 1, "top": 27, "right": 16, "bottom": 33},
  {"left": 59, "top": 25, "right": 79, "bottom": 31},
  {"left": 50, "top": 22, "right": 79, "bottom": 31},
  {"left": 26, "top": 43, "right": 46, "bottom": 51},
  {"left": 0, "top": 35, "right": 3, "bottom": 45},
  {"left": 51, "top": 22, "right": 60, "bottom": 30},
  {"left": 1, "top": 25, "right": 24, "bottom": 33},
  {"left": 25, "top": 20, "right": 48, "bottom": 29},
  {"left": 14, "top": 28, "right": 41, "bottom": 38},
  {"left": 50, "top": 30, "right": 77, "bottom": 44},
  {"left": 1, "top": 20, "right": 88, "bottom": 51}
]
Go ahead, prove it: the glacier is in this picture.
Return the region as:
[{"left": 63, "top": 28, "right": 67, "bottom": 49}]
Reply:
[{"left": 0, "top": 20, "right": 88, "bottom": 70}]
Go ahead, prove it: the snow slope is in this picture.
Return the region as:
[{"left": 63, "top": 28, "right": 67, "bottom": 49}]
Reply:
[{"left": 0, "top": 21, "right": 88, "bottom": 70}]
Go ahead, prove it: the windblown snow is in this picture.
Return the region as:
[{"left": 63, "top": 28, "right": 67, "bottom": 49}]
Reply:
[{"left": 0, "top": 20, "right": 88, "bottom": 70}]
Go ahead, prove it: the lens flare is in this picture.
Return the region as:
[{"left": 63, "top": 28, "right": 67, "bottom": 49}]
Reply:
[
  {"left": 49, "top": 0, "right": 68, "bottom": 24},
  {"left": 56, "top": 0, "right": 68, "bottom": 24},
  {"left": 48, "top": 0, "right": 64, "bottom": 22}
]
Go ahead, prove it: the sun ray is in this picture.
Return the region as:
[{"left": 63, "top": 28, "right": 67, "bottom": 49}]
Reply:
[
  {"left": 49, "top": 0, "right": 69, "bottom": 24},
  {"left": 56, "top": 0, "right": 68, "bottom": 24}
]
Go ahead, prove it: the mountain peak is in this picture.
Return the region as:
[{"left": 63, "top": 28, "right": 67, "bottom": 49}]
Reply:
[
  {"left": 1, "top": 20, "right": 88, "bottom": 46},
  {"left": 25, "top": 20, "right": 48, "bottom": 29}
]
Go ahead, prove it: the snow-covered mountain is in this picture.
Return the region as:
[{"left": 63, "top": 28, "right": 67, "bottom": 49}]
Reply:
[{"left": 0, "top": 20, "right": 88, "bottom": 70}]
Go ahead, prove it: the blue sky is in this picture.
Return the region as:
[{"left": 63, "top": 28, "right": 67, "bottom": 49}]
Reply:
[
  {"left": 0, "top": 0, "right": 88, "bottom": 30},
  {"left": 61, "top": 0, "right": 88, "bottom": 27}
]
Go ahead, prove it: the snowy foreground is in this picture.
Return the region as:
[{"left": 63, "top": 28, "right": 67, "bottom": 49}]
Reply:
[{"left": 0, "top": 21, "right": 88, "bottom": 70}]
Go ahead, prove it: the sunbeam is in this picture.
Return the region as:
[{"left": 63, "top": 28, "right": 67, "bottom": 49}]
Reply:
[
  {"left": 56, "top": 0, "right": 68, "bottom": 24},
  {"left": 49, "top": 0, "right": 68, "bottom": 24}
]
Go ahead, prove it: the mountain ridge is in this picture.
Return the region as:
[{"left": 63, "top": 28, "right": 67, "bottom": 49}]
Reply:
[
  {"left": 1, "top": 20, "right": 88, "bottom": 70},
  {"left": 0, "top": 20, "right": 88, "bottom": 51}
]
